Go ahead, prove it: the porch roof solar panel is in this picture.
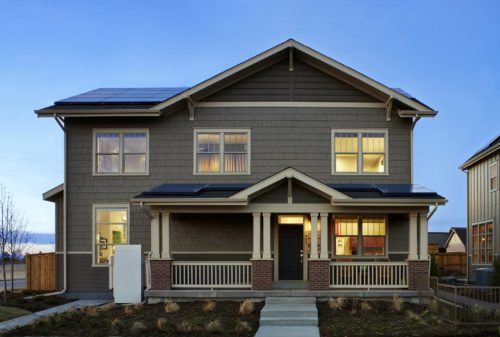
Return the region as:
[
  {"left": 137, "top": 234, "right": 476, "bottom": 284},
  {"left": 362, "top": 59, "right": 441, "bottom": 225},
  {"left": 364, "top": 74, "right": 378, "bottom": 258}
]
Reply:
[{"left": 55, "top": 87, "right": 190, "bottom": 105}]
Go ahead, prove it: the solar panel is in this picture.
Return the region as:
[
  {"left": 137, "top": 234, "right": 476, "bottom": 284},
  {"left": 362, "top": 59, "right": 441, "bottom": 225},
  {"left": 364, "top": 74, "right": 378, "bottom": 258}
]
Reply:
[
  {"left": 374, "top": 184, "right": 436, "bottom": 196},
  {"left": 145, "top": 184, "right": 207, "bottom": 196},
  {"left": 391, "top": 87, "right": 415, "bottom": 99},
  {"left": 55, "top": 87, "right": 189, "bottom": 104}
]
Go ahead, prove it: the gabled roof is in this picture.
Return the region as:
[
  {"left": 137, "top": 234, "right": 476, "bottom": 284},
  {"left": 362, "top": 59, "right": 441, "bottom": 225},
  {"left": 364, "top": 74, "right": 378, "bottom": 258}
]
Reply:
[
  {"left": 460, "top": 134, "right": 500, "bottom": 170},
  {"left": 445, "top": 227, "right": 467, "bottom": 248},
  {"left": 36, "top": 39, "right": 437, "bottom": 118},
  {"left": 43, "top": 184, "right": 64, "bottom": 202},
  {"left": 428, "top": 232, "right": 448, "bottom": 248}
]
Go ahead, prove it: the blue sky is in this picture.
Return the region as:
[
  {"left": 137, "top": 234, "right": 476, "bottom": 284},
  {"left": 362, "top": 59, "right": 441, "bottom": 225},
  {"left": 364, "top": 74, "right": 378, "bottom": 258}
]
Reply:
[{"left": 0, "top": 0, "right": 499, "bottom": 233}]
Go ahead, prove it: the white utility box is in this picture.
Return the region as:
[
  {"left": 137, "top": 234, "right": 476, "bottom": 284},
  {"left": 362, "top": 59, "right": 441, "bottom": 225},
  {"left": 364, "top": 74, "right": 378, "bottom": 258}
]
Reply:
[{"left": 113, "top": 245, "right": 142, "bottom": 303}]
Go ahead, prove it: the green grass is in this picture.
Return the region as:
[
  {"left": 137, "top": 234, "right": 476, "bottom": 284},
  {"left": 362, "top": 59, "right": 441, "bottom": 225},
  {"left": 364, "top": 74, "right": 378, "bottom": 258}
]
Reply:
[{"left": 0, "top": 305, "right": 31, "bottom": 322}]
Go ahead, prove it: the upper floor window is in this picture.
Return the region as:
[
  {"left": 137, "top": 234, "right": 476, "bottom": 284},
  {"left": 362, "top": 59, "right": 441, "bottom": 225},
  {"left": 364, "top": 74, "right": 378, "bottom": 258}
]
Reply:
[
  {"left": 93, "top": 205, "right": 128, "bottom": 265},
  {"left": 490, "top": 162, "right": 498, "bottom": 192},
  {"left": 472, "top": 221, "right": 493, "bottom": 264},
  {"left": 334, "top": 217, "right": 386, "bottom": 256},
  {"left": 194, "top": 129, "right": 250, "bottom": 174},
  {"left": 332, "top": 130, "right": 387, "bottom": 175},
  {"left": 94, "top": 130, "right": 148, "bottom": 175}
]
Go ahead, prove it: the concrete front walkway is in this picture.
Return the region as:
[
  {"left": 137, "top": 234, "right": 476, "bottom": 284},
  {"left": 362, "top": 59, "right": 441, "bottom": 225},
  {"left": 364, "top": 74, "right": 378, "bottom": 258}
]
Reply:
[
  {"left": 0, "top": 299, "right": 109, "bottom": 333},
  {"left": 255, "top": 297, "right": 320, "bottom": 337}
]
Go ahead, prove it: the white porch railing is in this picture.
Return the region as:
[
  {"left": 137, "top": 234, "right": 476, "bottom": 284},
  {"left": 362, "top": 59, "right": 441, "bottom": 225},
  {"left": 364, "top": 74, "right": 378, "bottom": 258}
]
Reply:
[
  {"left": 330, "top": 262, "right": 408, "bottom": 289},
  {"left": 172, "top": 261, "right": 252, "bottom": 289},
  {"left": 145, "top": 253, "right": 152, "bottom": 290}
]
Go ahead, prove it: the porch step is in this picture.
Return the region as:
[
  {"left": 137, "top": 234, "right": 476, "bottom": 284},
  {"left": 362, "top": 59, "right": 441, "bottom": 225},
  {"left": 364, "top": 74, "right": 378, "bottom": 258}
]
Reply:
[
  {"left": 260, "top": 316, "right": 318, "bottom": 326},
  {"left": 265, "top": 297, "right": 316, "bottom": 305},
  {"left": 255, "top": 326, "right": 320, "bottom": 337},
  {"left": 261, "top": 304, "right": 317, "bottom": 318}
]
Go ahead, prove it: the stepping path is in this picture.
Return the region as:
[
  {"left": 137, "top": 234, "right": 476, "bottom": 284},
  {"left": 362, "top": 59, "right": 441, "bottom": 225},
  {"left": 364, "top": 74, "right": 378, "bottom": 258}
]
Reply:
[
  {"left": 0, "top": 299, "right": 109, "bottom": 333},
  {"left": 255, "top": 297, "right": 320, "bottom": 337}
]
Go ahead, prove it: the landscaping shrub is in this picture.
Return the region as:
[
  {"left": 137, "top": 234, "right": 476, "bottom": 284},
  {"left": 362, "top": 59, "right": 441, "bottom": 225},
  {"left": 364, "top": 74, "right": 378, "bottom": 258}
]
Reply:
[
  {"left": 134, "top": 303, "right": 144, "bottom": 311},
  {"left": 206, "top": 319, "right": 222, "bottom": 333},
  {"left": 130, "top": 321, "right": 147, "bottom": 335},
  {"left": 86, "top": 305, "right": 99, "bottom": 317},
  {"left": 176, "top": 320, "right": 194, "bottom": 334},
  {"left": 234, "top": 319, "right": 252, "bottom": 335},
  {"left": 124, "top": 304, "right": 135, "bottom": 315},
  {"left": 360, "top": 301, "right": 373, "bottom": 312},
  {"left": 165, "top": 300, "right": 180, "bottom": 313},
  {"left": 203, "top": 299, "right": 217, "bottom": 313},
  {"left": 110, "top": 317, "right": 125, "bottom": 333},
  {"left": 392, "top": 295, "right": 403, "bottom": 312},
  {"left": 328, "top": 297, "right": 346, "bottom": 311},
  {"left": 156, "top": 317, "right": 168, "bottom": 331},
  {"left": 239, "top": 299, "right": 254, "bottom": 315},
  {"left": 405, "top": 310, "right": 425, "bottom": 325}
]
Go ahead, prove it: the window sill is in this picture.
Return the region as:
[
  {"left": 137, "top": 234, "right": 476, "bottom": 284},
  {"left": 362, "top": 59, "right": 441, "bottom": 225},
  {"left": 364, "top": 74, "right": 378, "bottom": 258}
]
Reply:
[
  {"left": 91, "top": 264, "right": 110, "bottom": 268},
  {"left": 193, "top": 172, "right": 251, "bottom": 176},
  {"left": 92, "top": 173, "right": 150, "bottom": 177},
  {"left": 331, "top": 172, "right": 389, "bottom": 176}
]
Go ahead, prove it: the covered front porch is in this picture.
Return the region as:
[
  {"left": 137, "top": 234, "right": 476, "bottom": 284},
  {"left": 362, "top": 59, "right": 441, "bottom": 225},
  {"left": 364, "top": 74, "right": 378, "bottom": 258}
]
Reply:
[{"left": 133, "top": 168, "right": 445, "bottom": 298}]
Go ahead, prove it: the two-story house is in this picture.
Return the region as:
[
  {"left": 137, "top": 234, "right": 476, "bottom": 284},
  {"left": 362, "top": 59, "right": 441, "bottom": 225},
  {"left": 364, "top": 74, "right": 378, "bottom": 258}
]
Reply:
[
  {"left": 460, "top": 135, "right": 499, "bottom": 284},
  {"left": 40, "top": 40, "right": 446, "bottom": 300}
]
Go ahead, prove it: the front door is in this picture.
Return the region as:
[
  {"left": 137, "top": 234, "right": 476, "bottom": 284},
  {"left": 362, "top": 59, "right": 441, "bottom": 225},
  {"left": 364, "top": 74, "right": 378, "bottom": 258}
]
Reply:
[{"left": 279, "top": 225, "right": 303, "bottom": 280}]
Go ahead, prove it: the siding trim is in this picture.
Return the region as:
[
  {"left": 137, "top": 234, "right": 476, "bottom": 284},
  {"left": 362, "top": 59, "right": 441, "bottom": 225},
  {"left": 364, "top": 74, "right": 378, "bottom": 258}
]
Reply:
[{"left": 194, "top": 101, "right": 386, "bottom": 108}]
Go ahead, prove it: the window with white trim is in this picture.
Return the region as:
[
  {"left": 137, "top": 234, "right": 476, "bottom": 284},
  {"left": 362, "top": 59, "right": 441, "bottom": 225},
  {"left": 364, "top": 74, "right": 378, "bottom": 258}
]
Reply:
[
  {"left": 334, "top": 217, "right": 386, "bottom": 256},
  {"left": 94, "top": 206, "right": 128, "bottom": 265},
  {"left": 490, "top": 162, "right": 498, "bottom": 192},
  {"left": 94, "top": 130, "right": 148, "bottom": 174},
  {"left": 472, "top": 221, "right": 494, "bottom": 264},
  {"left": 332, "top": 130, "right": 387, "bottom": 174},
  {"left": 195, "top": 130, "right": 250, "bottom": 174}
]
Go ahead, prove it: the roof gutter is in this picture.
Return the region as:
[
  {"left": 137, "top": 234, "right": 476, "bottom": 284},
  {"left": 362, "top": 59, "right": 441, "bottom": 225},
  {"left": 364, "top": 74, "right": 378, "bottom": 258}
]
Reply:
[
  {"left": 460, "top": 143, "right": 500, "bottom": 170},
  {"left": 131, "top": 197, "right": 248, "bottom": 206},
  {"left": 331, "top": 198, "right": 447, "bottom": 207}
]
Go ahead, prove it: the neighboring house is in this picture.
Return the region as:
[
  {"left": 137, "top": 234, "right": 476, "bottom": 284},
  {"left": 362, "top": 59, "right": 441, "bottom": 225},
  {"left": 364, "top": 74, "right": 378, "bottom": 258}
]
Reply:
[
  {"left": 444, "top": 227, "right": 466, "bottom": 253},
  {"left": 460, "top": 135, "right": 499, "bottom": 283},
  {"left": 428, "top": 232, "right": 448, "bottom": 253},
  {"left": 39, "top": 39, "right": 446, "bottom": 299}
]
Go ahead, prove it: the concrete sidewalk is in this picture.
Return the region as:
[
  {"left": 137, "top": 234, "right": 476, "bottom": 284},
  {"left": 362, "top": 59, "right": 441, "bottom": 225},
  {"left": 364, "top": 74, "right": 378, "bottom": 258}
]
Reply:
[{"left": 0, "top": 299, "right": 109, "bottom": 333}]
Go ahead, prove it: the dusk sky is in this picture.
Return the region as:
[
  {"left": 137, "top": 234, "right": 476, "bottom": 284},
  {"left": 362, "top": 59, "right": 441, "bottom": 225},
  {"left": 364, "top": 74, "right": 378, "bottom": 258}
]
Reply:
[{"left": 0, "top": 0, "right": 499, "bottom": 233}]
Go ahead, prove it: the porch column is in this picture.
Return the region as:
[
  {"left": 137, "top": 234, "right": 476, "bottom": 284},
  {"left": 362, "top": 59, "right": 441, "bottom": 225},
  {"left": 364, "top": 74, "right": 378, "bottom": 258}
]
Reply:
[
  {"left": 150, "top": 214, "right": 160, "bottom": 259},
  {"left": 252, "top": 213, "right": 261, "bottom": 259},
  {"left": 320, "top": 213, "right": 329, "bottom": 259},
  {"left": 262, "top": 213, "right": 271, "bottom": 259},
  {"left": 161, "top": 212, "right": 171, "bottom": 259},
  {"left": 419, "top": 213, "right": 429, "bottom": 260},
  {"left": 310, "top": 213, "right": 319, "bottom": 259},
  {"left": 408, "top": 213, "right": 418, "bottom": 260}
]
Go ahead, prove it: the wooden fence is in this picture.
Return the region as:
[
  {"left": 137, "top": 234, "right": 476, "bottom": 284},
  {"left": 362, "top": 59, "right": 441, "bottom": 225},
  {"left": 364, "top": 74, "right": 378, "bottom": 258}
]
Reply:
[
  {"left": 25, "top": 252, "right": 56, "bottom": 291},
  {"left": 431, "top": 252, "right": 467, "bottom": 276}
]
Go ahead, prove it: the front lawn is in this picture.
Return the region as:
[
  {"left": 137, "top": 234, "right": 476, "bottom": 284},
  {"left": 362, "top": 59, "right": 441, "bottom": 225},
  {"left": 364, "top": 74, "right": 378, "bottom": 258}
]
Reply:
[
  {"left": 6, "top": 299, "right": 263, "bottom": 337},
  {"left": 0, "top": 305, "right": 31, "bottom": 321},
  {"left": 318, "top": 298, "right": 499, "bottom": 337}
]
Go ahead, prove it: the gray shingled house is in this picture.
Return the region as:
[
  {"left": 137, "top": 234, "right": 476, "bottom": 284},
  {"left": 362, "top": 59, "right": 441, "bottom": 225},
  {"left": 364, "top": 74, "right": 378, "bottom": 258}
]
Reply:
[
  {"left": 460, "top": 135, "right": 499, "bottom": 283},
  {"left": 40, "top": 39, "right": 446, "bottom": 300}
]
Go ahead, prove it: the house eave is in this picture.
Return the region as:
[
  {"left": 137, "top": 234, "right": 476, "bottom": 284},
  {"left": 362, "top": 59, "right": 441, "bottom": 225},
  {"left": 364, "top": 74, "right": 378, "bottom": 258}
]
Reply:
[
  {"left": 35, "top": 109, "right": 162, "bottom": 118},
  {"left": 42, "top": 183, "right": 64, "bottom": 202},
  {"left": 460, "top": 143, "right": 500, "bottom": 170},
  {"left": 131, "top": 197, "right": 248, "bottom": 206},
  {"left": 332, "top": 198, "right": 447, "bottom": 207}
]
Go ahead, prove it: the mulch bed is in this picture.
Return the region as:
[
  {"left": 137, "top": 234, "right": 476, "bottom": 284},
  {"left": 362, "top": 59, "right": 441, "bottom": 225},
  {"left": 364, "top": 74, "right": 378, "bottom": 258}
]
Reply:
[
  {"left": 318, "top": 299, "right": 499, "bottom": 337},
  {"left": 2, "top": 290, "right": 73, "bottom": 313},
  {"left": 6, "top": 300, "right": 263, "bottom": 337}
]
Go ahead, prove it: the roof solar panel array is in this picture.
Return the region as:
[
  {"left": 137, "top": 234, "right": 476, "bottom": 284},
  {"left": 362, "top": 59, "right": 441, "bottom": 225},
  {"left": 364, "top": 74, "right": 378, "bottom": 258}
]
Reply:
[{"left": 55, "top": 87, "right": 189, "bottom": 105}]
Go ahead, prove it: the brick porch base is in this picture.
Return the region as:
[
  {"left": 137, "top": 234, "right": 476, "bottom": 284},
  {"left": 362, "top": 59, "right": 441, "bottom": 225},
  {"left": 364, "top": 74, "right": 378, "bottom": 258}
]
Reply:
[
  {"left": 150, "top": 259, "right": 172, "bottom": 290},
  {"left": 408, "top": 260, "right": 429, "bottom": 291},
  {"left": 251, "top": 259, "right": 273, "bottom": 290},
  {"left": 308, "top": 259, "right": 330, "bottom": 290}
]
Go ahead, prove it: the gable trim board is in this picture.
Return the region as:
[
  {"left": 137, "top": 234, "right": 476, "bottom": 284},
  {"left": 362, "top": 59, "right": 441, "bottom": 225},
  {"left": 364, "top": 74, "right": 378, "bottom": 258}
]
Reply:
[{"left": 151, "top": 39, "right": 436, "bottom": 115}]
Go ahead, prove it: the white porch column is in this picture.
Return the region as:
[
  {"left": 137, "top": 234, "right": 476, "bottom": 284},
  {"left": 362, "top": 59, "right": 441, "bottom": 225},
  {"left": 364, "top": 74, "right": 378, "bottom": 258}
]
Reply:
[
  {"left": 262, "top": 213, "right": 271, "bottom": 259},
  {"left": 320, "top": 213, "right": 329, "bottom": 259},
  {"left": 408, "top": 213, "right": 418, "bottom": 260},
  {"left": 252, "top": 213, "right": 262, "bottom": 259},
  {"left": 150, "top": 214, "right": 160, "bottom": 259},
  {"left": 161, "top": 212, "right": 171, "bottom": 259},
  {"left": 419, "top": 213, "right": 429, "bottom": 260},
  {"left": 310, "top": 213, "right": 319, "bottom": 259}
]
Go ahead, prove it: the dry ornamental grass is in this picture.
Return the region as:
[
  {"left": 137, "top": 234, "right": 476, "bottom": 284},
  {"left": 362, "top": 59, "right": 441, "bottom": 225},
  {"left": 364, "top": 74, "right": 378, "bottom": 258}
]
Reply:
[
  {"left": 165, "top": 300, "right": 180, "bottom": 313},
  {"left": 234, "top": 320, "right": 252, "bottom": 334},
  {"left": 203, "top": 300, "right": 217, "bottom": 313},
  {"left": 176, "top": 320, "right": 194, "bottom": 334},
  {"left": 392, "top": 295, "right": 403, "bottom": 312},
  {"left": 156, "top": 317, "right": 168, "bottom": 331},
  {"left": 206, "top": 319, "right": 223, "bottom": 333},
  {"left": 328, "top": 297, "right": 346, "bottom": 311},
  {"left": 130, "top": 321, "right": 147, "bottom": 335},
  {"left": 239, "top": 299, "right": 254, "bottom": 315}
]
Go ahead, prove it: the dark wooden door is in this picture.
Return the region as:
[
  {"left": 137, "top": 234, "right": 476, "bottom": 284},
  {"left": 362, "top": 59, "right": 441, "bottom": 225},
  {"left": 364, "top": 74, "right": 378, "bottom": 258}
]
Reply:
[{"left": 279, "top": 225, "right": 303, "bottom": 280}]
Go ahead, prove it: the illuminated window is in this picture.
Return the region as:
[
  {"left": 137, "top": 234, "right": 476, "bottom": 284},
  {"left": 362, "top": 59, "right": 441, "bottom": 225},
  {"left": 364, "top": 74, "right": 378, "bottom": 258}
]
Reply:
[
  {"left": 472, "top": 221, "right": 494, "bottom": 264},
  {"left": 334, "top": 217, "right": 386, "bottom": 256},
  {"left": 94, "top": 206, "right": 128, "bottom": 265},
  {"left": 490, "top": 162, "right": 498, "bottom": 192},
  {"left": 94, "top": 130, "right": 148, "bottom": 174},
  {"left": 332, "top": 130, "right": 387, "bottom": 174},
  {"left": 335, "top": 219, "right": 358, "bottom": 256},
  {"left": 195, "top": 130, "right": 249, "bottom": 174}
]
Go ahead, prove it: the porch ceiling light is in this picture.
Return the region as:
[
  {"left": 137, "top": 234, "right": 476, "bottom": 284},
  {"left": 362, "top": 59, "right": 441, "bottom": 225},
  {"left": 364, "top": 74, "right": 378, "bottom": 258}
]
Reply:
[{"left": 278, "top": 215, "right": 304, "bottom": 225}]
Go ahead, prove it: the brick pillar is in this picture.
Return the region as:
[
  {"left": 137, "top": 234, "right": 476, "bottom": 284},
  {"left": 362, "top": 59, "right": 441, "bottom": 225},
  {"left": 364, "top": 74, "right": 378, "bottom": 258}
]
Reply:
[
  {"left": 308, "top": 260, "right": 330, "bottom": 290},
  {"left": 408, "top": 260, "right": 429, "bottom": 291},
  {"left": 251, "top": 260, "right": 273, "bottom": 290},
  {"left": 150, "top": 259, "right": 171, "bottom": 290}
]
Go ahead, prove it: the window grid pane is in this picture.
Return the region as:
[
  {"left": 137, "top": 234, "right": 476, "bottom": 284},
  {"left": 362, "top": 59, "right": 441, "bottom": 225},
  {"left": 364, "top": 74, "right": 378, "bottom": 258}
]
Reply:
[
  {"left": 95, "top": 131, "right": 147, "bottom": 174},
  {"left": 95, "top": 208, "right": 128, "bottom": 265},
  {"left": 333, "top": 131, "right": 386, "bottom": 174},
  {"left": 196, "top": 131, "right": 249, "bottom": 174}
]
